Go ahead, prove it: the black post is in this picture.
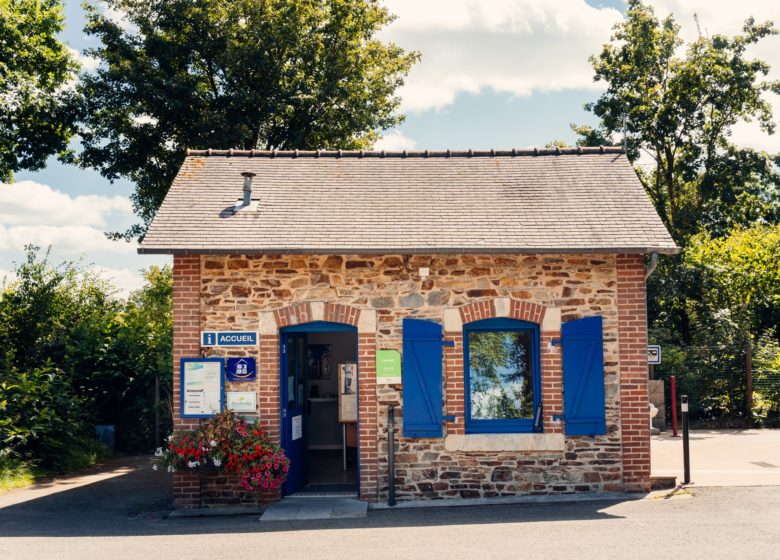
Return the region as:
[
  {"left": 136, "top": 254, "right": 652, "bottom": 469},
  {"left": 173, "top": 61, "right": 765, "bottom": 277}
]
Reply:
[
  {"left": 681, "top": 394, "right": 691, "bottom": 484},
  {"left": 387, "top": 405, "right": 396, "bottom": 507}
]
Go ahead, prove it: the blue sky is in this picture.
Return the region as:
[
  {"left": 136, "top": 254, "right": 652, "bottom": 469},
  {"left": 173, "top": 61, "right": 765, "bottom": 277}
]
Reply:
[{"left": 2, "top": 0, "right": 779, "bottom": 293}]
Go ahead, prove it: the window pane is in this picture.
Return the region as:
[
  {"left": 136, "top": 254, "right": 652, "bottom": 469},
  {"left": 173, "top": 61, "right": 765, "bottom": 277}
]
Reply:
[{"left": 468, "top": 330, "right": 533, "bottom": 420}]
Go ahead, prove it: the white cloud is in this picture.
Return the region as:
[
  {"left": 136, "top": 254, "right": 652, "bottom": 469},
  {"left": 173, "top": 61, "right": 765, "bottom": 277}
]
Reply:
[
  {"left": 0, "top": 175, "right": 171, "bottom": 296},
  {"left": 93, "top": 266, "right": 147, "bottom": 295},
  {"left": 0, "top": 181, "right": 132, "bottom": 227},
  {"left": 0, "top": 266, "right": 13, "bottom": 287},
  {"left": 0, "top": 182, "right": 134, "bottom": 254},
  {"left": 374, "top": 131, "right": 418, "bottom": 151},
  {"left": 381, "top": 0, "right": 623, "bottom": 112},
  {"left": 0, "top": 224, "right": 136, "bottom": 255},
  {"left": 67, "top": 47, "right": 101, "bottom": 72}
]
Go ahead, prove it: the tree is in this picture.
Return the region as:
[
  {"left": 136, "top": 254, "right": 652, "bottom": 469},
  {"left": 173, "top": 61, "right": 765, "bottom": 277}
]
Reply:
[
  {"left": 685, "top": 224, "right": 780, "bottom": 417},
  {"left": 0, "top": 248, "right": 174, "bottom": 466},
  {"left": 0, "top": 0, "right": 79, "bottom": 182},
  {"left": 77, "top": 0, "right": 419, "bottom": 239},
  {"left": 577, "top": 0, "right": 780, "bottom": 242},
  {"left": 109, "top": 266, "right": 173, "bottom": 451},
  {"left": 687, "top": 224, "right": 780, "bottom": 334}
]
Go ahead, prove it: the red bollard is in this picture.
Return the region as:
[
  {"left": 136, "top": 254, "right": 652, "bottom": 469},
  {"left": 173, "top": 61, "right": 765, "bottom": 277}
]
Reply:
[{"left": 670, "top": 375, "right": 679, "bottom": 437}]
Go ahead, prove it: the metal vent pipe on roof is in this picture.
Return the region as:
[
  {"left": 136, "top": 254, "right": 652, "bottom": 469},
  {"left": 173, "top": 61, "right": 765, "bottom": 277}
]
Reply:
[{"left": 241, "top": 172, "right": 256, "bottom": 207}]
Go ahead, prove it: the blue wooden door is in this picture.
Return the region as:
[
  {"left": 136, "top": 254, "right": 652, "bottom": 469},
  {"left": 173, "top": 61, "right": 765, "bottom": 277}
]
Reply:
[{"left": 281, "top": 332, "right": 308, "bottom": 494}]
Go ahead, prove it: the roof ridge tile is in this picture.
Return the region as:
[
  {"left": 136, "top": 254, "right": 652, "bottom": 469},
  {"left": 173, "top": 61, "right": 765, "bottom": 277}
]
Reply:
[{"left": 183, "top": 146, "right": 625, "bottom": 158}]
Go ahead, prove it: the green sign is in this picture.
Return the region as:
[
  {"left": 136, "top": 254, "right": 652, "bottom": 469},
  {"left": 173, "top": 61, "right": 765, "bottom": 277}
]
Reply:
[{"left": 376, "top": 349, "right": 401, "bottom": 385}]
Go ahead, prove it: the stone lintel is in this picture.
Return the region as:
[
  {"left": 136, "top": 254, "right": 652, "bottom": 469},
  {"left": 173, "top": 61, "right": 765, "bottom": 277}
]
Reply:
[{"left": 444, "top": 433, "right": 565, "bottom": 453}]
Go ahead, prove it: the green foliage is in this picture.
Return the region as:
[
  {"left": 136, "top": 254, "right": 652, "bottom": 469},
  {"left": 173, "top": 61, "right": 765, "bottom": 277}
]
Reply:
[
  {"left": 0, "top": 0, "right": 79, "bottom": 182},
  {"left": 753, "top": 330, "right": 780, "bottom": 420},
  {"left": 580, "top": 1, "right": 780, "bottom": 424},
  {"left": 578, "top": 0, "right": 780, "bottom": 242},
  {"left": 77, "top": 0, "right": 419, "bottom": 238},
  {"left": 0, "top": 455, "right": 34, "bottom": 493},
  {"left": 0, "top": 247, "right": 173, "bottom": 473},
  {"left": 687, "top": 224, "right": 780, "bottom": 318},
  {"left": 110, "top": 266, "right": 173, "bottom": 451},
  {"left": 651, "top": 307, "right": 748, "bottom": 420}
]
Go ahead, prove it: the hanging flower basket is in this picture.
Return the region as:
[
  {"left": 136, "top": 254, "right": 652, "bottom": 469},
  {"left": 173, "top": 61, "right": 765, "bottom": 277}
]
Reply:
[{"left": 155, "top": 410, "right": 289, "bottom": 492}]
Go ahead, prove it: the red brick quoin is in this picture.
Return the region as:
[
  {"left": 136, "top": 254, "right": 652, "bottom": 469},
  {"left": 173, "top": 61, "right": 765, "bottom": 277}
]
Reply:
[
  {"left": 172, "top": 254, "right": 201, "bottom": 508},
  {"left": 444, "top": 298, "right": 563, "bottom": 436},
  {"left": 617, "top": 254, "right": 651, "bottom": 493}
]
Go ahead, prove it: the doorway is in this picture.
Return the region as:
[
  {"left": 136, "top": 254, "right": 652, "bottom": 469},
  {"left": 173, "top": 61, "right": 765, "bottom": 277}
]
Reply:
[{"left": 280, "top": 321, "right": 358, "bottom": 496}]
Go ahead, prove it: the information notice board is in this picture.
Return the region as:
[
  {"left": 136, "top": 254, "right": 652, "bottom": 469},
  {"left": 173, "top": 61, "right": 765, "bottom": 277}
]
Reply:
[{"left": 181, "top": 358, "right": 224, "bottom": 418}]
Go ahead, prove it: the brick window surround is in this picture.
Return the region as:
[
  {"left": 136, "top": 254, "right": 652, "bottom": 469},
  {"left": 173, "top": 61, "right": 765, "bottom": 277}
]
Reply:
[{"left": 443, "top": 298, "right": 564, "bottom": 436}]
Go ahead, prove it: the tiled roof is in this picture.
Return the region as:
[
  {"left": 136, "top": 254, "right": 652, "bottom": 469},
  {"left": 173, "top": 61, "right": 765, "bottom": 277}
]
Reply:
[{"left": 138, "top": 147, "right": 679, "bottom": 255}]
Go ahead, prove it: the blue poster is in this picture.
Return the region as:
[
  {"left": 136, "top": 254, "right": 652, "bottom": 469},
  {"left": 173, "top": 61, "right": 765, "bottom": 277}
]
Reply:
[{"left": 226, "top": 357, "right": 257, "bottom": 382}]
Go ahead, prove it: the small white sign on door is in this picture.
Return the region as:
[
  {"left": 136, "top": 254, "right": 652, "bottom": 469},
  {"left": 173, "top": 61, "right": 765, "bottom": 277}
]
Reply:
[{"left": 292, "top": 414, "right": 303, "bottom": 441}]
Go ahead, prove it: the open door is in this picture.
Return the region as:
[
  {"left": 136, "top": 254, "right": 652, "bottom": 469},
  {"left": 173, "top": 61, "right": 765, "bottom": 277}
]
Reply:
[{"left": 281, "top": 332, "right": 308, "bottom": 494}]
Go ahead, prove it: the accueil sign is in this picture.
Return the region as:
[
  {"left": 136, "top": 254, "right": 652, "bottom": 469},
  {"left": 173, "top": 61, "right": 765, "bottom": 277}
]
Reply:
[{"left": 201, "top": 331, "right": 258, "bottom": 347}]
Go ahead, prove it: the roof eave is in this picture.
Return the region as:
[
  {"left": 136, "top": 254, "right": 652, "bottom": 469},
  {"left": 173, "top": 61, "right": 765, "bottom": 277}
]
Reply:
[{"left": 137, "top": 246, "right": 682, "bottom": 256}]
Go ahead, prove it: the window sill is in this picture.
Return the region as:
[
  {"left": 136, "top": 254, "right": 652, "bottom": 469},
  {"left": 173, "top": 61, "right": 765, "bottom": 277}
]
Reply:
[{"left": 444, "top": 433, "right": 564, "bottom": 453}]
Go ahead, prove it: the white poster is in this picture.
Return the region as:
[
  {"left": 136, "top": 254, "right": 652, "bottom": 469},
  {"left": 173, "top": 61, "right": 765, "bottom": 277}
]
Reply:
[
  {"left": 292, "top": 415, "right": 303, "bottom": 441},
  {"left": 182, "top": 360, "right": 222, "bottom": 417}
]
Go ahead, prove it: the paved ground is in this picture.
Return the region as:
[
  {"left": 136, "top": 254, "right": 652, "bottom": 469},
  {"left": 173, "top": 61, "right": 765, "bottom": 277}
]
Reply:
[
  {"left": 1, "top": 432, "right": 779, "bottom": 560},
  {"left": 651, "top": 429, "right": 780, "bottom": 486},
  {"left": 260, "top": 496, "right": 368, "bottom": 521}
]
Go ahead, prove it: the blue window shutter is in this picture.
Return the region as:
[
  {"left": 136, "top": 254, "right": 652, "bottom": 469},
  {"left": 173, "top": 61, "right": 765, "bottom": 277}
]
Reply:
[
  {"left": 561, "top": 316, "right": 606, "bottom": 436},
  {"left": 402, "top": 318, "right": 444, "bottom": 438}
]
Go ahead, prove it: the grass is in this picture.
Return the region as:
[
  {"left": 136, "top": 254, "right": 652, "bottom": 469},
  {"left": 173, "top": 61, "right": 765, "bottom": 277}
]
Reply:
[
  {"left": 0, "top": 456, "right": 35, "bottom": 494},
  {"left": 0, "top": 438, "right": 112, "bottom": 495}
]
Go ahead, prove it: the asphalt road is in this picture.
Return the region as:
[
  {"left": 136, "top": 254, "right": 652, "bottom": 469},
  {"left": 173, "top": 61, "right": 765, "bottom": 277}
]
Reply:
[{"left": 1, "top": 456, "right": 779, "bottom": 560}]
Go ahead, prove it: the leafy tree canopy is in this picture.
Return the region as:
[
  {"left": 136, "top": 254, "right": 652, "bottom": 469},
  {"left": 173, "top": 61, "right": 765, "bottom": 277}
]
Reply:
[
  {"left": 77, "top": 0, "right": 419, "bottom": 239},
  {"left": 687, "top": 224, "right": 780, "bottom": 324},
  {"left": 576, "top": 0, "right": 780, "bottom": 242},
  {"left": 0, "top": 0, "right": 78, "bottom": 182}
]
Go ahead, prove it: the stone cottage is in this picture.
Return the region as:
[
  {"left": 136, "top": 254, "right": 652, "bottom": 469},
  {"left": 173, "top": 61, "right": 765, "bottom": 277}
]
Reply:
[{"left": 139, "top": 147, "right": 678, "bottom": 508}]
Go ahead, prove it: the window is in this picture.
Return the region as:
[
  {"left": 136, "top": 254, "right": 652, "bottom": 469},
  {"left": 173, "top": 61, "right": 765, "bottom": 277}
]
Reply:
[{"left": 464, "top": 318, "right": 541, "bottom": 433}]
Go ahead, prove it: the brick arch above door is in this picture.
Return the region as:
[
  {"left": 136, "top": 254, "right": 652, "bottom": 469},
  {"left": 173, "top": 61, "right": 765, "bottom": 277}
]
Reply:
[{"left": 259, "top": 302, "right": 377, "bottom": 334}]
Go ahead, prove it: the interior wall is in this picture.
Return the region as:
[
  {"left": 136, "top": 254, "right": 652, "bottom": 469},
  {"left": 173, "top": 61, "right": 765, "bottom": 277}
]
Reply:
[{"left": 307, "top": 331, "right": 357, "bottom": 449}]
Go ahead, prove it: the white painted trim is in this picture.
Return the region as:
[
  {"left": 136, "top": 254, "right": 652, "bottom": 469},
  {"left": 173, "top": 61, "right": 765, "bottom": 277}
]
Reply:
[{"left": 444, "top": 433, "right": 565, "bottom": 453}]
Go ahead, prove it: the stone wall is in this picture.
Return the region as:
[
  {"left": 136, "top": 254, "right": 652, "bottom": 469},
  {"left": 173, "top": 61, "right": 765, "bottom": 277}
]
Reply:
[{"left": 186, "top": 252, "right": 645, "bottom": 502}]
